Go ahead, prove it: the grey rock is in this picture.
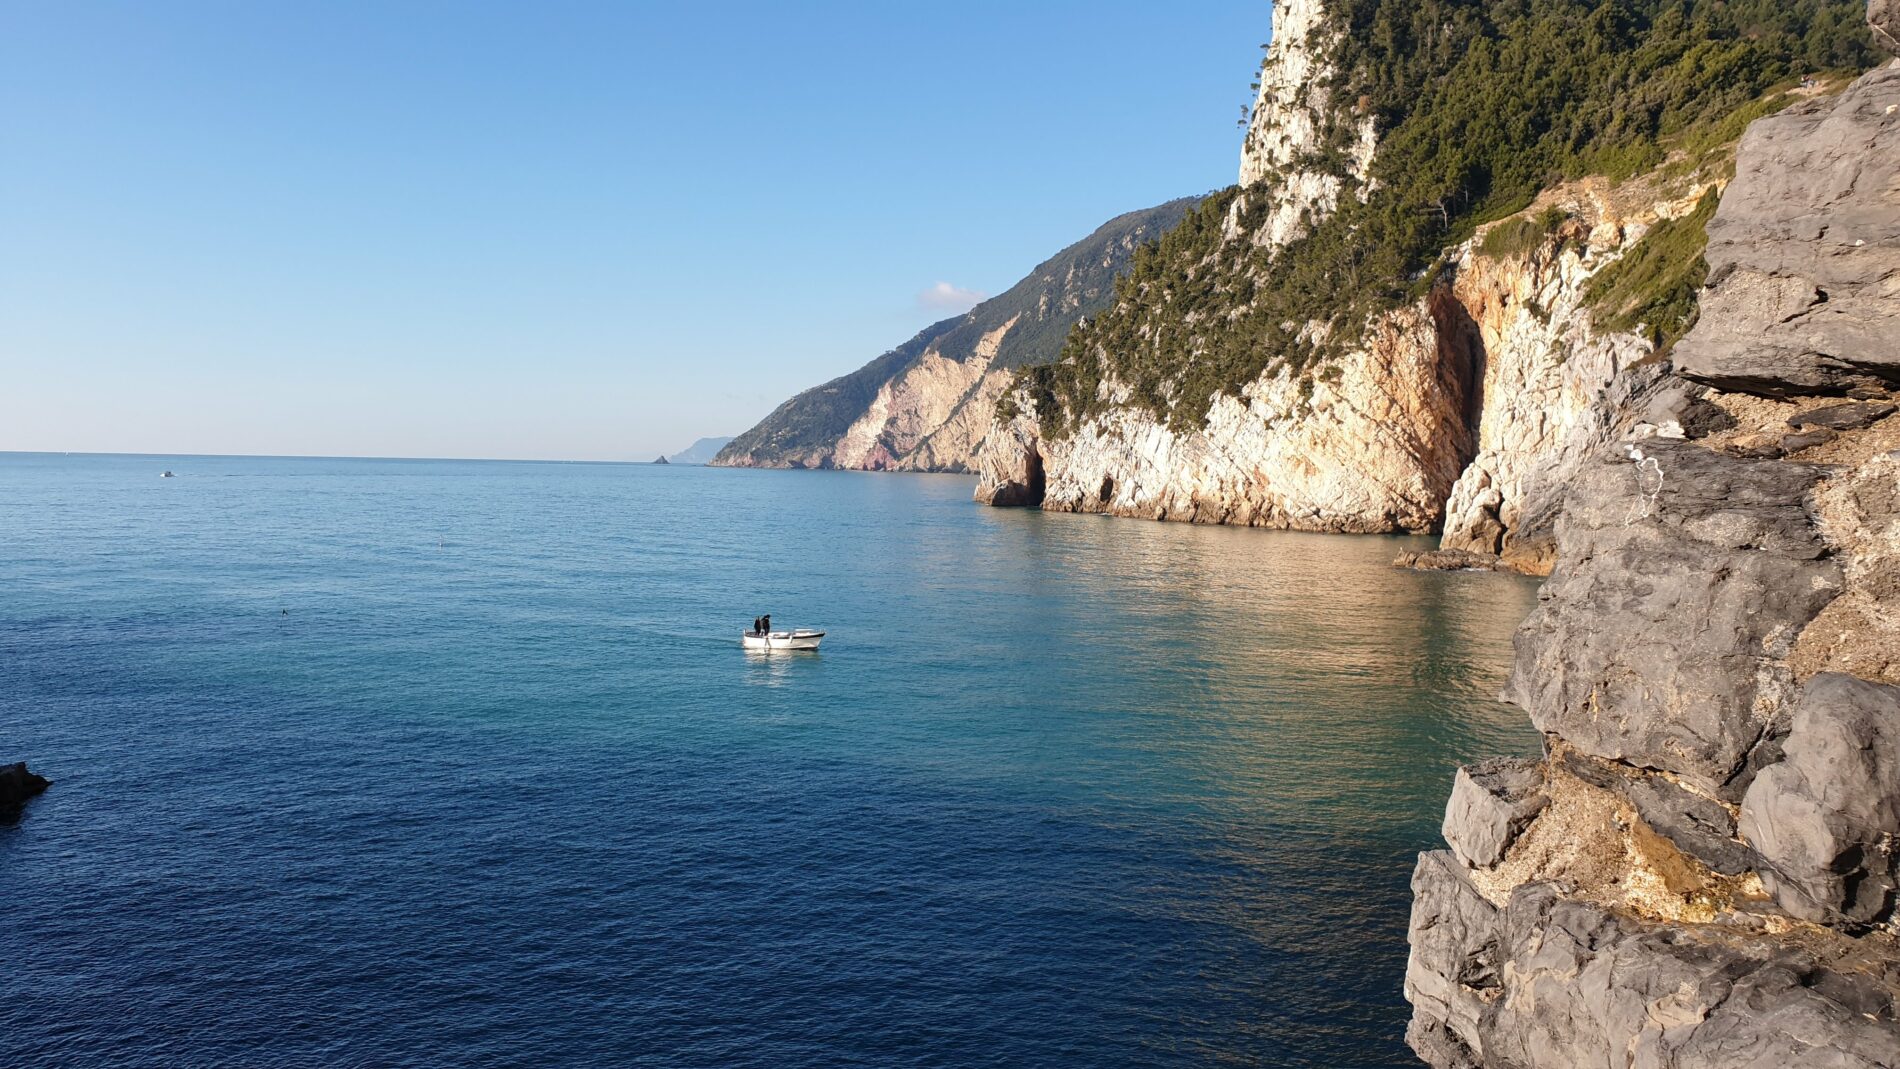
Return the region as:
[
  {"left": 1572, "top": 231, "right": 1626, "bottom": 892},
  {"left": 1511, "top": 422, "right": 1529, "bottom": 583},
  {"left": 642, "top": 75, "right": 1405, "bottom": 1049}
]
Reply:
[
  {"left": 1741, "top": 673, "right": 1900, "bottom": 925},
  {"left": 1626, "top": 773, "right": 1756, "bottom": 876},
  {"left": 1675, "top": 64, "right": 1900, "bottom": 398},
  {"left": 0, "top": 762, "right": 49, "bottom": 821},
  {"left": 1645, "top": 380, "right": 1739, "bottom": 440},
  {"left": 1405, "top": 851, "right": 1506, "bottom": 1062},
  {"left": 1396, "top": 548, "right": 1510, "bottom": 573},
  {"left": 1790, "top": 401, "right": 1898, "bottom": 432},
  {"left": 1442, "top": 758, "right": 1549, "bottom": 868},
  {"left": 1504, "top": 439, "right": 1843, "bottom": 801},
  {"left": 1874, "top": 0, "right": 1900, "bottom": 55},
  {"left": 1555, "top": 747, "right": 1627, "bottom": 791},
  {"left": 1407, "top": 852, "right": 1900, "bottom": 1068}
]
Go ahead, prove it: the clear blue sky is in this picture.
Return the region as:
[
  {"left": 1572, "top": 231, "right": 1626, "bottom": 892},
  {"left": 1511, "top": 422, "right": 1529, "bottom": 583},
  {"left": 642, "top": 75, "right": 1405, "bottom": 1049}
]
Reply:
[{"left": 2, "top": 0, "right": 1266, "bottom": 461}]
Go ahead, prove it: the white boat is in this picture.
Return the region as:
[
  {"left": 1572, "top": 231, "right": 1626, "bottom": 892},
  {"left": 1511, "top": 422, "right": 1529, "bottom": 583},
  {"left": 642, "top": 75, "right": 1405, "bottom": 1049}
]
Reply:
[
  {"left": 741, "top": 629, "right": 825, "bottom": 651},
  {"left": 160, "top": 470, "right": 175, "bottom": 478}
]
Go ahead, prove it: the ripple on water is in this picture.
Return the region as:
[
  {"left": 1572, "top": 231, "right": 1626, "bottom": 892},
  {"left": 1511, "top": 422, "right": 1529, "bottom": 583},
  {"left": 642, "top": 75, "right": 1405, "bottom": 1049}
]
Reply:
[{"left": 0, "top": 454, "right": 1541, "bottom": 1068}]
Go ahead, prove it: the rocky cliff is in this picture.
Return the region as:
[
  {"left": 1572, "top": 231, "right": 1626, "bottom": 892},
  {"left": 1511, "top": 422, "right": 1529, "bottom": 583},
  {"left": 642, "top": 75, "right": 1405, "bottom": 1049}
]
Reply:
[
  {"left": 975, "top": 0, "right": 1877, "bottom": 555},
  {"left": 975, "top": 170, "right": 1722, "bottom": 538},
  {"left": 711, "top": 198, "right": 1193, "bottom": 472},
  {"left": 1406, "top": 19, "right": 1900, "bottom": 1064}
]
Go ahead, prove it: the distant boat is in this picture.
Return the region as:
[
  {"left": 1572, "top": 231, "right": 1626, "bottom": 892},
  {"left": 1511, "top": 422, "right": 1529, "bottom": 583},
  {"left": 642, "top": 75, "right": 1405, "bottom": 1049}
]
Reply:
[
  {"left": 159, "top": 470, "right": 175, "bottom": 478},
  {"left": 742, "top": 629, "right": 824, "bottom": 651}
]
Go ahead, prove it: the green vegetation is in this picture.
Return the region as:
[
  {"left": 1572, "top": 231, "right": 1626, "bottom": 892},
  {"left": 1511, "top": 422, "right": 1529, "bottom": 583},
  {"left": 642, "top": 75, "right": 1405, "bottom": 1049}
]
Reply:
[
  {"left": 1584, "top": 188, "right": 1718, "bottom": 350},
  {"left": 1011, "top": 0, "right": 1877, "bottom": 436},
  {"left": 1480, "top": 205, "right": 1569, "bottom": 258}
]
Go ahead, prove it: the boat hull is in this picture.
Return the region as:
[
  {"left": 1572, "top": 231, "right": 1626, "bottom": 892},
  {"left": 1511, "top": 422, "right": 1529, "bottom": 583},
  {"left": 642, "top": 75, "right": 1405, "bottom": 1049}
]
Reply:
[{"left": 741, "top": 630, "right": 824, "bottom": 651}]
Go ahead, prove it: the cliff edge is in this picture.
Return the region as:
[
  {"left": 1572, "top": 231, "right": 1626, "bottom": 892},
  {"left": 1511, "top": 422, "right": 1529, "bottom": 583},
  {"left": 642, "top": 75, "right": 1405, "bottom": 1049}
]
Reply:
[{"left": 1406, "top": 13, "right": 1900, "bottom": 1063}]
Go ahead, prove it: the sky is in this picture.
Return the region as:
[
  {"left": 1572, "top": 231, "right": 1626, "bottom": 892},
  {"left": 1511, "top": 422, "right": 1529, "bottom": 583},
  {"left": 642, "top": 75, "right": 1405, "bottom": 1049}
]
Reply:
[{"left": 2, "top": 0, "right": 1267, "bottom": 461}]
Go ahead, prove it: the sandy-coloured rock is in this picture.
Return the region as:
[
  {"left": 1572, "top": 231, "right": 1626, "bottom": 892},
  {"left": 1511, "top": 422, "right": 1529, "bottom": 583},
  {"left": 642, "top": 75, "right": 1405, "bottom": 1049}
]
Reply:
[{"left": 975, "top": 287, "right": 1482, "bottom": 532}]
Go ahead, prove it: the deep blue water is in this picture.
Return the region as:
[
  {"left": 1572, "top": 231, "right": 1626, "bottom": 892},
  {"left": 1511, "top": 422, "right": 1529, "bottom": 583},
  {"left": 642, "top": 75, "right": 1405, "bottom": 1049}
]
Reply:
[{"left": 0, "top": 453, "right": 1540, "bottom": 1068}]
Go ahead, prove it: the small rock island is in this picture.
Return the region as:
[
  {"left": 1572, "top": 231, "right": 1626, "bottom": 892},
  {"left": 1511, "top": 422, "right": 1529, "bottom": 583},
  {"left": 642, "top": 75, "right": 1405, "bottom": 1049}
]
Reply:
[{"left": 0, "top": 762, "right": 50, "bottom": 821}]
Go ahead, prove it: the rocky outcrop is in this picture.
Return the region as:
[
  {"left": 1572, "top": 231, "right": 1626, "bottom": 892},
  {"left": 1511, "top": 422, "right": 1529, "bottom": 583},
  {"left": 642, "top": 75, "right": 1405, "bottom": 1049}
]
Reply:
[
  {"left": 0, "top": 762, "right": 49, "bottom": 821},
  {"left": 976, "top": 285, "right": 1482, "bottom": 531},
  {"left": 977, "top": 171, "right": 1726, "bottom": 539},
  {"left": 1503, "top": 438, "right": 1843, "bottom": 802},
  {"left": 1408, "top": 852, "right": 1900, "bottom": 1069},
  {"left": 1674, "top": 63, "right": 1900, "bottom": 398},
  {"left": 1407, "top": 27, "right": 1900, "bottom": 1066},
  {"left": 714, "top": 198, "right": 1193, "bottom": 472}
]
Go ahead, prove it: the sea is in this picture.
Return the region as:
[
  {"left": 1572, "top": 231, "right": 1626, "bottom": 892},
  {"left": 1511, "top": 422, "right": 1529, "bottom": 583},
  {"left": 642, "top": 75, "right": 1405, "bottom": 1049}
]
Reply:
[{"left": 0, "top": 452, "right": 1540, "bottom": 1068}]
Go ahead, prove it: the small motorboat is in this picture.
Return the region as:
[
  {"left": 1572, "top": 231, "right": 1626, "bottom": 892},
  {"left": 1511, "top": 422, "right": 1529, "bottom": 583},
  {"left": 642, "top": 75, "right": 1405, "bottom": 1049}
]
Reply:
[
  {"left": 159, "top": 470, "right": 175, "bottom": 478},
  {"left": 742, "top": 629, "right": 825, "bottom": 651}
]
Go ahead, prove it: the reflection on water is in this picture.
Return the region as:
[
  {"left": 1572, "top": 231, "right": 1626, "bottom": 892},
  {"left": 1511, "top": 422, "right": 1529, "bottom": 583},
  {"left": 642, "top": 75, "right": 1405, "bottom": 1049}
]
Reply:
[
  {"left": 742, "top": 646, "right": 823, "bottom": 686},
  {"left": 0, "top": 456, "right": 1542, "bottom": 1068}
]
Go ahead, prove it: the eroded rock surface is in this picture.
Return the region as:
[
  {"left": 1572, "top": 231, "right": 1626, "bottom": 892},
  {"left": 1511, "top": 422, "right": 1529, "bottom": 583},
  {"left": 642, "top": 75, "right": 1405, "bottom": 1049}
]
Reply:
[
  {"left": 1742, "top": 673, "right": 1900, "bottom": 925},
  {"left": 1503, "top": 439, "right": 1842, "bottom": 801}
]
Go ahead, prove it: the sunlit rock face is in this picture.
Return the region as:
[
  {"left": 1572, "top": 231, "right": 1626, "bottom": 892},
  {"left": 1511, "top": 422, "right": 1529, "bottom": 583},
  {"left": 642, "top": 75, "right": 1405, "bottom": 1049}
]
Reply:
[
  {"left": 1236, "top": 0, "right": 1377, "bottom": 247},
  {"left": 1406, "top": 20, "right": 1900, "bottom": 1064},
  {"left": 976, "top": 288, "right": 1480, "bottom": 533},
  {"left": 975, "top": 172, "right": 1719, "bottom": 543},
  {"left": 976, "top": 0, "right": 1734, "bottom": 550}
]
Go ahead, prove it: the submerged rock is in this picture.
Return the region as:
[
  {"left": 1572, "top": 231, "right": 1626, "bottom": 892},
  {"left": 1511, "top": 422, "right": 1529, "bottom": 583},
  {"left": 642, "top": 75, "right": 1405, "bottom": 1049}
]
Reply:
[{"left": 1393, "top": 548, "right": 1509, "bottom": 573}]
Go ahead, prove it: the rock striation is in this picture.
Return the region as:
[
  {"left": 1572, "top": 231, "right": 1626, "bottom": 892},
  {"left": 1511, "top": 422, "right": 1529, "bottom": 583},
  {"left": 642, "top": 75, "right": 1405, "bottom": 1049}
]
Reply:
[{"left": 1406, "top": 22, "right": 1900, "bottom": 1065}]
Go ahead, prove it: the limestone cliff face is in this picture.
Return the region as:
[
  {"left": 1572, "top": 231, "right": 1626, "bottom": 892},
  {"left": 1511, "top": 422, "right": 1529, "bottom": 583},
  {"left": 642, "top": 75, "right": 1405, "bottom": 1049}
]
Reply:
[
  {"left": 1435, "top": 178, "right": 1720, "bottom": 573},
  {"left": 973, "top": 0, "right": 1730, "bottom": 545},
  {"left": 1236, "top": 0, "right": 1377, "bottom": 247},
  {"left": 1406, "top": 35, "right": 1900, "bottom": 1067},
  {"left": 975, "top": 172, "right": 1720, "bottom": 540},
  {"left": 975, "top": 289, "right": 1479, "bottom": 531},
  {"left": 714, "top": 198, "right": 1193, "bottom": 473}
]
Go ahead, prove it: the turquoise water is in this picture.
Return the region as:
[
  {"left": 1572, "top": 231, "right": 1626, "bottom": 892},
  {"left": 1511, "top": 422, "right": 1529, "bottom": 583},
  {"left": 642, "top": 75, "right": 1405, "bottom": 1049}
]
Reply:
[{"left": 0, "top": 453, "right": 1539, "bottom": 1067}]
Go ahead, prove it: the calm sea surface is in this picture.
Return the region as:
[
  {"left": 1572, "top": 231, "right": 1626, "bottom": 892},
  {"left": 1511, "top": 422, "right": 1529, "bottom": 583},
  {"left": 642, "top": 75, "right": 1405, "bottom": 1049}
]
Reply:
[{"left": 0, "top": 453, "right": 1540, "bottom": 1068}]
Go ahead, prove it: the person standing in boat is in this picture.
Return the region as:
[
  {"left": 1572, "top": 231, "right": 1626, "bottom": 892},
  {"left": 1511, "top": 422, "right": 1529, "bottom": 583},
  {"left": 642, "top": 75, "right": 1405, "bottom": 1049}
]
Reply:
[
  {"left": 752, "top": 616, "right": 762, "bottom": 635},
  {"left": 762, "top": 614, "right": 771, "bottom": 635}
]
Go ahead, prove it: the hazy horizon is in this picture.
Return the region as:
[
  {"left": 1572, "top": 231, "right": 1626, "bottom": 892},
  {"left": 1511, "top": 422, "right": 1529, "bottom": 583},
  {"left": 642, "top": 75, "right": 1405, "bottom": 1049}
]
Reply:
[{"left": 3, "top": 0, "right": 1266, "bottom": 462}]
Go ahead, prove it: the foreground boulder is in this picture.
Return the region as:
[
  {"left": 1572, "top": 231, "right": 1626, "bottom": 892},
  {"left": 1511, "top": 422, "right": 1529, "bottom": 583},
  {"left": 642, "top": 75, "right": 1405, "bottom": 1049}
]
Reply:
[
  {"left": 1502, "top": 439, "right": 1841, "bottom": 802},
  {"left": 1742, "top": 674, "right": 1900, "bottom": 925},
  {"left": 1673, "top": 62, "right": 1900, "bottom": 396}
]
